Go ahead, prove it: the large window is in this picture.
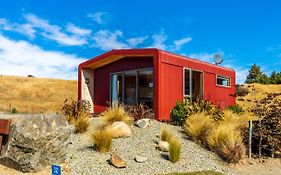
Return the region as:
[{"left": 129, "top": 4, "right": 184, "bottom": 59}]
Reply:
[
  {"left": 216, "top": 76, "right": 230, "bottom": 87},
  {"left": 111, "top": 68, "right": 153, "bottom": 108}
]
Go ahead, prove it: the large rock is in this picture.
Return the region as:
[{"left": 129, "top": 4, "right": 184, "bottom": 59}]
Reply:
[
  {"left": 109, "top": 152, "right": 126, "bottom": 168},
  {"left": 110, "top": 121, "right": 132, "bottom": 138},
  {"left": 158, "top": 141, "right": 169, "bottom": 152},
  {"left": 135, "top": 119, "right": 153, "bottom": 128},
  {"left": 0, "top": 114, "right": 72, "bottom": 172}
]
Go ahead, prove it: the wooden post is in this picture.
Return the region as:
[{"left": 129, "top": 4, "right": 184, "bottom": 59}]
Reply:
[{"left": 248, "top": 120, "right": 252, "bottom": 159}]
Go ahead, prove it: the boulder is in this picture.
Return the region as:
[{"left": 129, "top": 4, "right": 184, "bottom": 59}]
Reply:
[
  {"left": 110, "top": 121, "right": 132, "bottom": 138},
  {"left": 135, "top": 119, "right": 153, "bottom": 128},
  {"left": 158, "top": 141, "right": 169, "bottom": 152},
  {"left": 0, "top": 114, "right": 72, "bottom": 172},
  {"left": 135, "top": 156, "right": 148, "bottom": 163},
  {"left": 110, "top": 152, "right": 126, "bottom": 168}
]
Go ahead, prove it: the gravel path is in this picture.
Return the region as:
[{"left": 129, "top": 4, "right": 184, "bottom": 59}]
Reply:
[{"left": 66, "top": 118, "right": 239, "bottom": 175}]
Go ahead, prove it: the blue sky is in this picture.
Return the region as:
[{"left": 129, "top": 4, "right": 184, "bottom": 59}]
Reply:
[{"left": 0, "top": 1, "right": 280, "bottom": 83}]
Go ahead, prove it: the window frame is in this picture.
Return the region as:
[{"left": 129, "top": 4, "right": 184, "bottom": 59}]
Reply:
[{"left": 216, "top": 75, "right": 231, "bottom": 88}]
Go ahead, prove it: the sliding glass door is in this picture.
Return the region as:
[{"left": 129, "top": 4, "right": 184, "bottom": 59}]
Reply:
[{"left": 111, "top": 68, "right": 153, "bottom": 108}]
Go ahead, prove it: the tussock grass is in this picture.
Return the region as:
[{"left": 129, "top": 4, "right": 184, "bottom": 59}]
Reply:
[
  {"left": 207, "top": 124, "right": 245, "bottom": 163},
  {"left": 160, "top": 126, "right": 171, "bottom": 141},
  {"left": 168, "top": 136, "right": 181, "bottom": 163},
  {"left": 91, "top": 127, "right": 113, "bottom": 153},
  {"left": 184, "top": 112, "right": 213, "bottom": 144},
  {"left": 0, "top": 75, "right": 76, "bottom": 113},
  {"left": 221, "top": 110, "right": 255, "bottom": 129},
  {"left": 73, "top": 112, "right": 90, "bottom": 133},
  {"left": 100, "top": 105, "right": 133, "bottom": 125}
]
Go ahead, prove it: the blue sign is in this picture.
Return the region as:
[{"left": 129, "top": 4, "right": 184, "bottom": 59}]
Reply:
[{"left": 52, "top": 164, "right": 61, "bottom": 175}]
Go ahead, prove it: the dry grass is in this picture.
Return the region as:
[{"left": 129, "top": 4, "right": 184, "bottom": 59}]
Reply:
[
  {"left": 100, "top": 105, "right": 133, "bottom": 125},
  {"left": 207, "top": 124, "right": 245, "bottom": 163},
  {"left": 91, "top": 127, "right": 113, "bottom": 153},
  {"left": 184, "top": 112, "right": 213, "bottom": 144},
  {"left": 168, "top": 136, "right": 181, "bottom": 163},
  {"left": 0, "top": 75, "right": 77, "bottom": 114},
  {"left": 237, "top": 83, "right": 281, "bottom": 109},
  {"left": 221, "top": 110, "right": 255, "bottom": 129},
  {"left": 160, "top": 126, "right": 172, "bottom": 141},
  {"left": 73, "top": 112, "right": 90, "bottom": 133}
]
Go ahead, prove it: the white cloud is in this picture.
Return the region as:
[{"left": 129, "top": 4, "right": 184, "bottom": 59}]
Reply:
[
  {"left": 0, "top": 34, "right": 85, "bottom": 79},
  {"left": 172, "top": 37, "right": 192, "bottom": 51},
  {"left": 0, "top": 18, "right": 36, "bottom": 38},
  {"left": 66, "top": 23, "right": 92, "bottom": 36},
  {"left": 24, "top": 13, "right": 89, "bottom": 46},
  {"left": 150, "top": 32, "right": 168, "bottom": 50},
  {"left": 126, "top": 36, "right": 148, "bottom": 47},
  {"left": 92, "top": 30, "right": 129, "bottom": 50},
  {"left": 86, "top": 12, "right": 107, "bottom": 24}
]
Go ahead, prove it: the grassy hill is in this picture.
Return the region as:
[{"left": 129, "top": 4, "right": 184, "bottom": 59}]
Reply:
[
  {"left": 0, "top": 75, "right": 77, "bottom": 114},
  {"left": 236, "top": 83, "right": 281, "bottom": 109}
]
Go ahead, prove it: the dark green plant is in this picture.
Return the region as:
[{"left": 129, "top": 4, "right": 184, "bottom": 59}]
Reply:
[
  {"left": 11, "top": 107, "right": 17, "bottom": 114},
  {"left": 171, "top": 99, "right": 223, "bottom": 126},
  {"left": 227, "top": 104, "right": 244, "bottom": 115},
  {"left": 170, "top": 101, "right": 187, "bottom": 125}
]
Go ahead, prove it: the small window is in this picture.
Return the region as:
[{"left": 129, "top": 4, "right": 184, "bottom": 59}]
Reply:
[
  {"left": 184, "top": 69, "right": 191, "bottom": 97},
  {"left": 216, "top": 76, "right": 230, "bottom": 87}
]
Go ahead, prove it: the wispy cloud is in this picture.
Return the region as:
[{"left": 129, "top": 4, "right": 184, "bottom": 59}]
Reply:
[
  {"left": 0, "top": 18, "right": 36, "bottom": 38},
  {"left": 265, "top": 45, "right": 281, "bottom": 52},
  {"left": 126, "top": 36, "right": 148, "bottom": 47},
  {"left": 150, "top": 31, "right": 168, "bottom": 50},
  {"left": 0, "top": 34, "right": 85, "bottom": 79},
  {"left": 66, "top": 23, "right": 92, "bottom": 36},
  {"left": 24, "top": 13, "right": 90, "bottom": 46},
  {"left": 86, "top": 12, "right": 108, "bottom": 24},
  {"left": 172, "top": 37, "right": 192, "bottom": 51},
  {"left": 92, "top": 30, "right": 129, "bottom": 50}
]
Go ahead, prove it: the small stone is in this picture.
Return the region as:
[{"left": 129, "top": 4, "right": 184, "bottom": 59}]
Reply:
[
  {"left": 110, "top": 153, "right": 126, "bottom": 168},
  {"left": 135, "top": 156, "right": 148, "bottom": 163},
  {"left": 158, "top": 141, "right": 169, "bottom": 152},
  {"left": 135, "top": 119, "right": 153, "bottom": 128}
]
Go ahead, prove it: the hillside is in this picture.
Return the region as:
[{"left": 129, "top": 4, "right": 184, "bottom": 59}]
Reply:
[
  {"left": 236, "top": 83, "right": 281, "bottom": 109},
  {"left": 0, "top": 75, "right": 77, "bottom": 114}
]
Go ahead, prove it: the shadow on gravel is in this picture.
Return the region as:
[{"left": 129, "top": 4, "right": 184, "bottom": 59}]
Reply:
[{"left": 160, "top": 153, "right": 169, "bottom": 161}]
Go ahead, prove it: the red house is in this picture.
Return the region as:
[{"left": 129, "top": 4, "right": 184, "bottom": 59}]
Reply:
[{"left": 78, "top": 48, "right": 236, "bottom": 121}]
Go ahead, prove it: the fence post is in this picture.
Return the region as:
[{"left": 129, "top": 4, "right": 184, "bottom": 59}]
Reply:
[{"left": 248, "top": 120, "right": 252, "bottom": 159}]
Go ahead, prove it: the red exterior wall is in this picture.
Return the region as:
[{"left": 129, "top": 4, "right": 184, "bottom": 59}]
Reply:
[
  {"left": 157, "top": 51, "right": 236, "bottom": 120},
  {"left": 93, "top": 56, "right": 153, "bottom": 112}
]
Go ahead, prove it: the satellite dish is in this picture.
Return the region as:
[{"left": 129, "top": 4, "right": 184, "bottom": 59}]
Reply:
[{"left": 214, "top": 54, "right": 223, "bottom": 65}]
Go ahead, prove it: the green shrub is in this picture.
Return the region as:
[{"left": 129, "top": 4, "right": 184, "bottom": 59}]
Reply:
[
  {"left": 184, "top": 112, "right": 213, "bottom": 144},
  {"left": 11, "top": 107, "right": 17, "bottom": 114},
  {"left": 91, "top": 127, "right": 113, "bottom": 153},
  {"left": 171, "top": 99, "right": 223, "bottom": 125},
  {"left": 171, "top": 101, "right": 187, "bottom": 125},
  {"left": 168, "top": 136, "right": 181, "bottom": 163},
  {"left": 226, "top": 104, "right": 244, "bottom": 115}
]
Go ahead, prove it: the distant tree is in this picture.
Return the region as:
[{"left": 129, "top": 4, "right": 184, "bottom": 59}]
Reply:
[
  {"left": 245, "top": 64, "right": 281, "bottom": 84},
  {"left": 245, "top": 64, "right": 264, "bottom": 83},
  {"left": 270, "top": 71, "right": 281, "bottom": 84}
]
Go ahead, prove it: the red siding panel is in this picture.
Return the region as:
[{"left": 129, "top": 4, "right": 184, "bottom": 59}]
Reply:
[
  {"left": 94, "top": 56, "right": 153, "bottom": 112},
  {"left": 158, "top": 63, "right": 183, "bottom": 121}
]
